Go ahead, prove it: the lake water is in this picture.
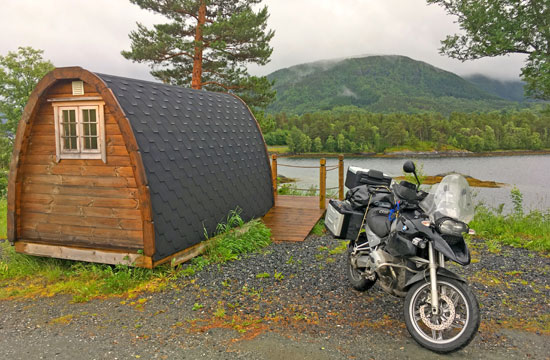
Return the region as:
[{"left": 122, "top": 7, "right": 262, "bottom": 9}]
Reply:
[{"left": 273, "top": 154, "right": 550, "bottom": 212}]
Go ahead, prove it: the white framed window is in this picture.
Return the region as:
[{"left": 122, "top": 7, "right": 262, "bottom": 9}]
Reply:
[{"left": 51, "top": 101, "right": 106, "bottom": 162}]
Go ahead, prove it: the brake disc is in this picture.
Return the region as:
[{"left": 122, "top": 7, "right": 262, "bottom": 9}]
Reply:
[{"left": 419, "top": 294, "right": 456, "bottom": 331}]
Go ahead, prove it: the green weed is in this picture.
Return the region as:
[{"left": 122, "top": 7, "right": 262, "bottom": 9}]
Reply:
[
  {"left": 310, "top": 219, "right": 325, "bottom": 236},
  {"left": 214, "top": 304, "right": 226, "bottom": 318},
  {"left": 470, "top": 189, "right": 550, "bottom": 252},
  {"left": 328, "top": 241, "right": 348, "bottom": 255},
  {"left": 273, "top": 271, "right": 284, "bottom": 281},
  {"left": 256, "top": 272, "right": 270, "bottom": 279}
]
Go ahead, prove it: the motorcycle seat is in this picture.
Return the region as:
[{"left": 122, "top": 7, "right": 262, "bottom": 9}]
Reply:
[{"left": 367, "top": 207, "right": 392, "bottom": 238}]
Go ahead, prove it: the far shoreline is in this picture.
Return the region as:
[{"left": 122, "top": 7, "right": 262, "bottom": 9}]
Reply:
[{"left": 268, "top": 148, "right": 550, "bottom": 159}]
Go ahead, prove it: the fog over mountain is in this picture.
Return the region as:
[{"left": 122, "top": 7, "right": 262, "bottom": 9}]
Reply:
[{"left": 266, "top": 55, "right": 530, "bottom": 115}]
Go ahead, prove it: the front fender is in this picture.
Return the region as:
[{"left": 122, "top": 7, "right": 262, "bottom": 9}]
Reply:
[{"left": 404, "top": 267, "right": 465, "bottom": 290}]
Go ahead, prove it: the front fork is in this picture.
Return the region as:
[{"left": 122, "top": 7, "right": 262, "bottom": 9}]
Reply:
[{"left": 428, "top": 242, "right": 445, "bottom": 314}]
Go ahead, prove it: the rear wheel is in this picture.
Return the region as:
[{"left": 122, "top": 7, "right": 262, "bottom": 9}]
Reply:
[
  {"left": 404, "top": 277, "right": 480, "bottom": 353},
  {"left": 346, "top": 245, "right": 376, "bottom": 291}
]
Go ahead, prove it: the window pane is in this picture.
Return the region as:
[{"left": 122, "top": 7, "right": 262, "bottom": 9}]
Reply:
[
  {"left": 83, "top": 123, "right": 89, "bottom": 136},
  {"left": 61, "top": 109, "right": 77, "bottom": 150},
  {"left": 63, "top": 123, "right": 70, "bottom": 137},
  {"left": 82, "top": 109, "right": 89, "bottom": 123},
  {"left": 84, "top": 135, "right": 98, "bottom": 150},
  {"left": 90, "top": 122, "right": 97, "bottom": 136},
  {"left": 89, "top": 109, "right": 96, "bottom": 122}
]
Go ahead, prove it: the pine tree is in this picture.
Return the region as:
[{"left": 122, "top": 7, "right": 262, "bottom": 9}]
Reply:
[{"left": 122, "top": 0, "right": 275, "bottom": 111}]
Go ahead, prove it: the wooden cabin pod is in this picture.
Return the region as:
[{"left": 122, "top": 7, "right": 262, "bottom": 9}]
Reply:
[{"left": 7, "top": 67, "right": 274, "bottom": 268}]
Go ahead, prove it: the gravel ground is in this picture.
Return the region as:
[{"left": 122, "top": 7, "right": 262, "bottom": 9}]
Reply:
[{"left": 0, "top": 234, "right": 549, "bottom": 359}]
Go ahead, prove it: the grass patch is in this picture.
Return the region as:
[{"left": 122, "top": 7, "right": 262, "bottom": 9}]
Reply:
[
  {"left": 310, "top": 219, "right": 325, "bottom": 236},
  {"left": 277, "top": 184, "right": 318, "bottom": 196},
  {"left": 384, "top": 142, "right": 461, "bottom": 154},
  {"left": 0, "top": 209, "right": 271, "bottom": 301},
  {"left": 470, "top": 188, "right": 550, "bottom": 252},
  {"left": 0, "top": 198, "right": 6, "bottom": 239},
  {"left": 0, "top": 242, "right": 170, "bottom": 302},
  {"left": 267, "top": 145, "right": 289, "bottom": 154},
  {"left": 178, "top": 210, "right": 272, "bottom": 277},
  {"left": 277, "top": 183, "right": 338, "bottom": 199}
]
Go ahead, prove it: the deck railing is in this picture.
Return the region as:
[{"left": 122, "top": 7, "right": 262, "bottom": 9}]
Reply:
[{"left": 270, "top": 154, "right": 345, "bottom": 210}]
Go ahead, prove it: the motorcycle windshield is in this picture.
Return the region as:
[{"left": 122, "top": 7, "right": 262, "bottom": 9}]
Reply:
[{"left": 419, "top": 174, "right": 474, "bottom": 224}]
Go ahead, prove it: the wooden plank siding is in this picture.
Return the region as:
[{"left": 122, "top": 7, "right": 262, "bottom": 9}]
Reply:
[{"left": 16, "top": 80, "right": 145, "bottom": 252}]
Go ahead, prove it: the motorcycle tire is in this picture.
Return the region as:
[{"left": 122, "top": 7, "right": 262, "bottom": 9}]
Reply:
[
  {"left": 346, "top": 246, "right": 376, "bottom": 292},
  {"left": 404, "top": 277, "right": 480, "bottom": 353}
]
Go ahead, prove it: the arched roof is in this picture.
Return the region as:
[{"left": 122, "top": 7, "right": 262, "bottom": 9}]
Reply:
[{"left": 97, "top": 73, "right": 273, "bottom": 260}]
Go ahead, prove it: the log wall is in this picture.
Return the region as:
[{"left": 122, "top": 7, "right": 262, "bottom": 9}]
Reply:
[{"left": 16, "top": 80, "right": 144, "bottom": 251}]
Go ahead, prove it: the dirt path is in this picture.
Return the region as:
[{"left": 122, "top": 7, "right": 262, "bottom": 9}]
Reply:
[{"left": 0, "top": 235, "right": 549, "bottom": 359}]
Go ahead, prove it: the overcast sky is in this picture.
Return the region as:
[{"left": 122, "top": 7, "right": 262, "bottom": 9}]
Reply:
[{"left": 0, "top": 0, "right": 526, "bottom": 82}]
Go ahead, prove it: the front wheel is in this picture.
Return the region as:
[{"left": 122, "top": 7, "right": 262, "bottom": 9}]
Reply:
[{"left": 404, "top": 278, "right": 480, "bottom": 353}]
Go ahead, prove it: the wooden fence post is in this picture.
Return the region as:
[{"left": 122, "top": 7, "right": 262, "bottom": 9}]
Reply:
[
  {"left": 338, "top": 154, "right": 344, "bottom": 200},
  {"left": 271, "top": 154, "right": 278, "bottom": 201},
  {"left": 320, "top": 158, "right": 326, "bottom": 210}
]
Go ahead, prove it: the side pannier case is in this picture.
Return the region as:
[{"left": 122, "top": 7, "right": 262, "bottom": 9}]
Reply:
[{"left": 325, "top": 199, "right": 364, "bottom": 239}]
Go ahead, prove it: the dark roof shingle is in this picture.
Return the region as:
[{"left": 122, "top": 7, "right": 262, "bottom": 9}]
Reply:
[{"left": 97, "top": 74, "right": 274, "bottom": 261}]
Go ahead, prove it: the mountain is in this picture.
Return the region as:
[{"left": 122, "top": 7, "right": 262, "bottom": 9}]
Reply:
[
  {"left": 464, "top": 74, "right": 527, "bottom": 102},
  {"left": 266, "top": 55, "right": 529, "bottom": 115}
]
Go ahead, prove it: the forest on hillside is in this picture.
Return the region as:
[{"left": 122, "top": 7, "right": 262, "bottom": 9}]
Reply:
[
  {"left": 266, "top": 56, "right": 535, "bottom": 116},
  {"left": 261, "top": 109, "right": 550, "bottom": 154}
]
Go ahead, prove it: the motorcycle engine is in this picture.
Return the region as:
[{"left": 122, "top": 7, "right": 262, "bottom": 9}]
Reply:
[{"left": 356, "top": 248, "right": 408, "bottom": 297}]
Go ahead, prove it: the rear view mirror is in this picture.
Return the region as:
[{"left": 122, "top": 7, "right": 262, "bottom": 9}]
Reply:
[{"left": 403, "top": 160, "right": 416, "bottom": 173}]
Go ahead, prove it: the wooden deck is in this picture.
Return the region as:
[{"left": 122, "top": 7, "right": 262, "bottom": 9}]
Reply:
[{"left": 262, "top": 195, "right": 327, "bottom": 242}]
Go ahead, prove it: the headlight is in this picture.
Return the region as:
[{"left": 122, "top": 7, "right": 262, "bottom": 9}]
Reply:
[{"left": 437, "top": 218, "right": 468, "bottom": 237}]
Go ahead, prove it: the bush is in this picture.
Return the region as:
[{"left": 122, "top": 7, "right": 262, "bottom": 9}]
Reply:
[{"left": 0, "top": 169, "right": 7, "bottom": 199}]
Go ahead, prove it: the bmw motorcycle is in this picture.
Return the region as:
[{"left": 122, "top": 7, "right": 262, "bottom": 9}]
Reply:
[{"left": 325, "top": 161, "right": 480, "bottom": 353}]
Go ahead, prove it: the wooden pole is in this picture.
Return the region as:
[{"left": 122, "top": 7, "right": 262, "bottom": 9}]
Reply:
[
  {"left": 320, "top": 158, "right": 326, "bottom": 210},
  {"left": 271, "top": 154, "right": 278, "bottom": 201},
  {"left": 338, "top": 154, "right": 344, "bottom": 200}
]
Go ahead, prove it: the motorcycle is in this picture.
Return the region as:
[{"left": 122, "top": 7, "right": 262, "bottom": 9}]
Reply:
[{"left": 325, "top": 161, "right": 480, "bottom": 353}]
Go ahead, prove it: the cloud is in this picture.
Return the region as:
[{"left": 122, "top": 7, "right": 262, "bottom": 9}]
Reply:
[
  {"left": 339, "top": 86, "right": 358, "bottom": 98},
  {"left": 0, "top": 0, "right": 526, "bottom": 82}
]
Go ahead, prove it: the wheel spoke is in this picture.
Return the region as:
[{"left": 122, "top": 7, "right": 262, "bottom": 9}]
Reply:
[
  {"left": 451, "top": 292, "right": 460, "bottom": 306},
  {"left": 450, "top": 321, "right": 464, "bottom": 329}
]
